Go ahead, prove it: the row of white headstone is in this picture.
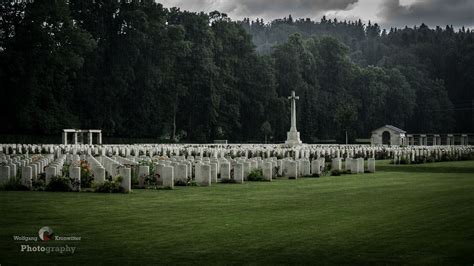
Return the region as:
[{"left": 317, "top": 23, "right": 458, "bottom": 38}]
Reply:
[
  {"left": 0, "top": 153, "right": 132, "bottom": 192},
  {"left": 1, "top": 152, "right": 379, "bottom": 191},
  {"left": 1, "top": 143, "right": 472, "bottom": 162},
  {"left": 0, "top": 153, "right": 54, "bottom": 187}
]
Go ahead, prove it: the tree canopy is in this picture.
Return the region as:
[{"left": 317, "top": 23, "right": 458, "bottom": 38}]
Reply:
[{"left": 1, "top": 1, "right": 472, "bottom": 143}]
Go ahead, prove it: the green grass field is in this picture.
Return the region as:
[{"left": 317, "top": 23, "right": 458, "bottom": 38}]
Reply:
[{"left": 1, "top": 160, "right": 474, "bottom": 265}]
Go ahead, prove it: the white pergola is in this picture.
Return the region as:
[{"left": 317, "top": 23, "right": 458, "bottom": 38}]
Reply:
[{"left": 62, "top": 129, "right": 102, "bottom": 145}]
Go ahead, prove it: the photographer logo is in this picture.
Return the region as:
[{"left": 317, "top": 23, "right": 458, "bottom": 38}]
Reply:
[{"left": 38, "top": 226, "right": 53, "bottom": 241}]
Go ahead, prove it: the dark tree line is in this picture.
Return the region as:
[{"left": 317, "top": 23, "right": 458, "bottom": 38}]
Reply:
[
  {"left": 241, "top": 16, "right": 474, "bottom": 136},
  {"left": 1, "top": 1, "right": 472, "bottom": 143}
]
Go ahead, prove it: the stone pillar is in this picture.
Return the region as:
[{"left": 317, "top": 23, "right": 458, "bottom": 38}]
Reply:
[
  {"left": 62, "top": 131, "right": 68, "bottom": 145},
  {"left": 98, "top": 133, "right": 103, "bottom": 145},
  {"left": 73, "top": 132, "right": 78, "bottom": 145},
  {"left": 420, "top": 135, "right": 427, "bottom": 146},
  {"left": 447, "top": 134, "right": 453, "bottom": 145},
  {"left": 285, "top": 91, "right": 302, "bottom": 146},
  {"left": 88, "top": 131, "right": 93, "bottom": 145}
]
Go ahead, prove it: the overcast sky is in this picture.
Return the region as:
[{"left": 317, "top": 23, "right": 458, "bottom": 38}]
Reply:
[{"left": 159, "top": 0, "right": 474, "bottom": 29}]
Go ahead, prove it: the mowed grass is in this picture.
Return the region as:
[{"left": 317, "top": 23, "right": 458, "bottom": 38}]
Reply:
[{"left": 1, "top": 160, "right": 474, "bottom": 265}]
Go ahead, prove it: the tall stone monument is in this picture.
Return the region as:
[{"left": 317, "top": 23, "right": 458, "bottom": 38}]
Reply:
[{"left": 285, "top": 90, "right": 302, "bottom": 146}]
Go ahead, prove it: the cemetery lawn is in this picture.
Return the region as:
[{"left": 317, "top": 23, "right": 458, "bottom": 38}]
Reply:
[{"left": 1, "top": 160, "right": 474, "bottom": 265}]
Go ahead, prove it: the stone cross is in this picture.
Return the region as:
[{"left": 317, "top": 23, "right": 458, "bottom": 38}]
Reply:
[
  {"left": 288, "top": 91, "right": 300, "bottom": 132},
  {"left": 285, "top": 91, "right": 302, "bottom": 146}
]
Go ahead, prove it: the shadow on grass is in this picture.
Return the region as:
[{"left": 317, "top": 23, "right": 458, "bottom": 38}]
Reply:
[{"left": 378, "top": 163, "right": 474, "bottom": 174}]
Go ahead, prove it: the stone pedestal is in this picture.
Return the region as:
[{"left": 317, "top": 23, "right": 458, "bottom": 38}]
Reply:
[{"left": 285, "top": 130, "right": 302, "bottom": 146}]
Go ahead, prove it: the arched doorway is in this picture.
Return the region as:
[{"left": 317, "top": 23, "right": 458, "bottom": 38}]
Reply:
[{"left": 382, "top": 131, "right": 391, "bottom": 145}]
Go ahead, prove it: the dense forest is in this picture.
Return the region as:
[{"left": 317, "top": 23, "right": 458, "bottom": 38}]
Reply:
[{"left": 0, "top": 0, "right": 473, "bottom": 143}]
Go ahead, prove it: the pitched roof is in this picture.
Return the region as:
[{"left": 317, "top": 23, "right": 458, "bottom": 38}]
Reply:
[{"left": 372, "top": 125, "right": 406, "bottom": 133}]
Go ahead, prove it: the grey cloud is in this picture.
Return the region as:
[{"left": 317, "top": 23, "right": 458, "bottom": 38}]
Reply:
[
  {"left": 378, "top": 0, "right": 474, "bottom": 28},
  {"left": 160, "top": 0, "right": 358, "bottom": 21}
]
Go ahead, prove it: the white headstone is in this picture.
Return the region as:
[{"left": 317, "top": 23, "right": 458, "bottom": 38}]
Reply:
[
  {"left": 119, "top": 167, "right": 131, "bottom": 192},
  {"left": 220, "top": 162, "right": 231, "bottom": 181},
  {"left": 286, "top": 161, "right": 298, "bottom": 179},
  {"left": 175, "top": 164, "right": 188, "bottom": 184},
  {"left": 331, "top": 158, "right": 342, "bottom": 171},
  {"left": 210, "top": 163, "right": 218, "bottom": 183},
  {"left": 0, "top": 166, "right": 10, "bottom": 184},
  {"left": 138, "top": 165, "right": 150, "bottom": 187},
  {"left": 368, "top": 158, "right": 375, "bottom": 173},
  {"left": 263, "top": 162, "right": 272, "bottom": 181},
  {"left": 233, "top": 163, "right": 244, "bottom": 183},
  {"left": 21, "top": 166, "right": 32, "bottom": 188},
  {"left": 162, "top": 166, "right": 174, "bottom": 188},
  {"left": 93, "top": 167, "right": 106, "bottom": 184}
]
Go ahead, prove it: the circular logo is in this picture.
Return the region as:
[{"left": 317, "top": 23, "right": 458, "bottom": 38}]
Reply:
[{"left": 38, "top": 226, "right": 54, "bottom": 241}]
